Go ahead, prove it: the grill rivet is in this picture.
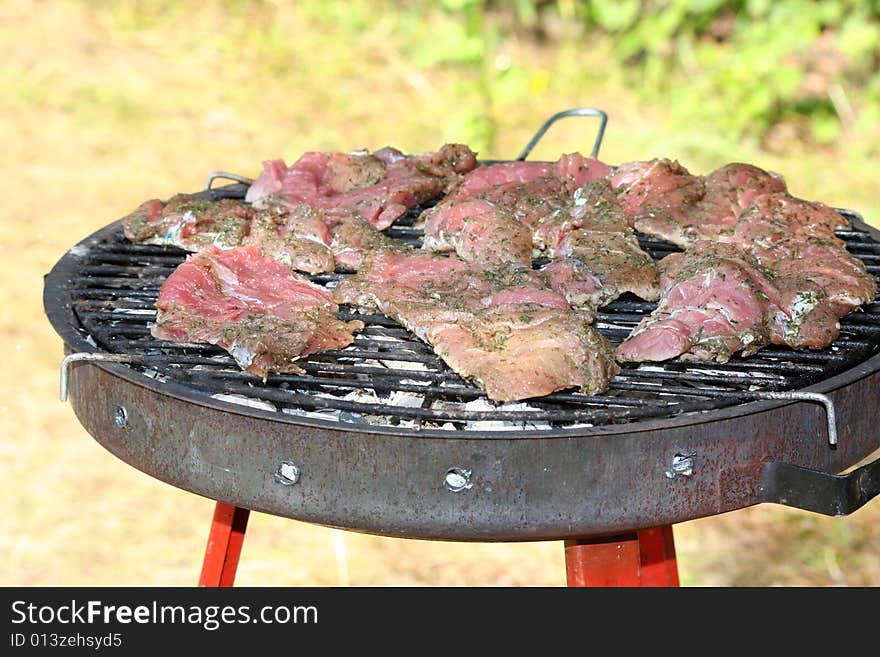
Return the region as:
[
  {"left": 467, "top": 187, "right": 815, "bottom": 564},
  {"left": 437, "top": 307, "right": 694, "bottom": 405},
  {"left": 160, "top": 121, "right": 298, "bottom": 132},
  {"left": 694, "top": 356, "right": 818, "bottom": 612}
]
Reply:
[
  {"left": 114, "top": 406, "right": 129, "bottom": 429},
  {"left": 665, "top": 452, "right": 696, "bottom": 480},
  {"left": 275, "top": 461, "right": 301, "bottom": 486},
  {"left": 444, "top": 467, "right": 473, "bottom": 492}
]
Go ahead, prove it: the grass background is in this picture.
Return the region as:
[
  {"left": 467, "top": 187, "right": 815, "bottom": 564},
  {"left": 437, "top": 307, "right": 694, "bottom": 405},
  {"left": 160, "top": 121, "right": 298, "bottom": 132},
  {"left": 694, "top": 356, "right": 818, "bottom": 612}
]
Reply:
[{"left": 2, "top": 0, "right": 879, "bottom": 586}]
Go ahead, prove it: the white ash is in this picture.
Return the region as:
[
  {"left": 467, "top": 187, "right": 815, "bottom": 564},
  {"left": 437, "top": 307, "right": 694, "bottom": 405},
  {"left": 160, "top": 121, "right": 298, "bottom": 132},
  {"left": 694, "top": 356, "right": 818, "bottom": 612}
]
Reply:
[
  {"left": 685, "top": 366, "right": 775, "bottom": 382},
  {"left": 594, "top": 321, "right": 634, "bottom": 331},
  {"left": 293, "top": 388, "right": 422, "bottom": 428},
  {"left": 356, "top": 357, "right": 430, "bottom": 372},
  {"left": 281, "top": 406, "right": 344, "bottom": 423},
  {"left": 122, "top": 295, "right": 156, "bottom": 305},
  {"left": 339, "top": 388, "right": 424, "bottom": 412},
  {"left": 379, "top": 359, "right": 430, "bottom": 371},
  {"left": 363, "top": 334, "right": 406, "bottom": 343},
  {"left": 683, "top": 367, "right": 731, "bottom": 378},
  {"left": 387, "top": 390, "right": 426, "bottom": 407},
  {"left": 398, "top": 378, "right": 431, "bottom": 386},
  {"left": 461, "top": 398, "right": 552, "bottom": 432},
  {"left": 212, "top": 393, "right": 277, "bottom": 413},
  {"left": 212, "top": 380, "right": 570, "bottom": 433},
  {"left": 438, "top": 379, "right": 468, "bottom": 388}
]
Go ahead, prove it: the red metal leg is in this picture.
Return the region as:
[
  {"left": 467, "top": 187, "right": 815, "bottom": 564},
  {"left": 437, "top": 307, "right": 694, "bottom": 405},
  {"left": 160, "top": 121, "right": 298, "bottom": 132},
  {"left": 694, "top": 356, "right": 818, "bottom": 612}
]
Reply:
[
  {"left": 564, "top": 525, "right": 680, "bottom": 587},
  {"left": 635, "top": 525, "right": 680, "bottom": 586},
  {"left": 198, "top": 502, "right": 250, "bottom": 587}
]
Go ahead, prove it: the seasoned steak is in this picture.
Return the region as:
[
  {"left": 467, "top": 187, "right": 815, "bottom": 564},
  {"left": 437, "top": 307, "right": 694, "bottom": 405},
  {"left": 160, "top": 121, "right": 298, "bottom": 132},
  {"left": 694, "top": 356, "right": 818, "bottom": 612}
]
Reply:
[
  {"left": 609, "top": 158, "right": 705, "bottom": 241},
  {"left": 245, "top": 144, "right": 478, "bottom": 230},
  {"left": 616, "top": 242, "right": 774, "bottom": 363},
  {"left": 152, "top": 246, "right": 364, "bottom": 377},
  {"left": 122, "top": 194, "right": 253, "bottom": 251},
  {"left": 422, "top": 153, "right": 609, "bottom": 263},
  {"left": 721, "top": 192, "right": 850, "bottom": 246},
  {"left": 618, "top": 194, "right": 876, "bottom": 362},
  {"left": 334, "top": 251, "right": 619, "bottom": 401},
  {"left": 692, "top": 163, "right": 788, "bottom": 235},
  {"left": 422, "top": 197, "right": 534, "bottom": 266},
  {"left": 723, "top": 194, "right": 874, "bottom": 349},
  {"left": 244, "top": 202, "right": 336, "bottom": 274},
  {"left": 447, "top": 160, "right": 555, "bottom": 200},
  {"left": 609, "top": 161, "right": 787, "bottom": 248},
  {"left": 122, "top": 194, "right": 341, "bottom": 274},
  {"left": 422, "top": 155, "right": 655, "bottom": 308},
  {"left": 539, "top": 179, "right": 660, "bottom": 305},
  {"left": 329, "top": 212, "right": 411, "bottom": 270}
]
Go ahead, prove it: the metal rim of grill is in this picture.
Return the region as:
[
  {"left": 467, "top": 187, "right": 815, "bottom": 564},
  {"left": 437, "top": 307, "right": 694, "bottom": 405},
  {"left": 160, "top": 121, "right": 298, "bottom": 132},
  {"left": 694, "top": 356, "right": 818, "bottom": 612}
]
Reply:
[{"left": 45, "top": 180, "right": 880, "bottom": 440}]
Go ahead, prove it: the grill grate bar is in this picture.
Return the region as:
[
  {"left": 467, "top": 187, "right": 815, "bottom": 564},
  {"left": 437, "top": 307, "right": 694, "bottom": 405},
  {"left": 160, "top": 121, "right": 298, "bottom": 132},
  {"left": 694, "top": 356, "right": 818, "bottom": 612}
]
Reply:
[
  {"left": 93, "top": 242, "right": 187, "bottom": 255},
  {"left": 80, "top": 264, "right": 178, "bottom": 277},
  {"left": 70, "top": 288, "right": 159, "bottom": 300},
  {"left": 75, "top": 277, "right": 164, "bottom": 289},
  {"left": 611, "top": 380, "right": 794, "bottom": 397}
]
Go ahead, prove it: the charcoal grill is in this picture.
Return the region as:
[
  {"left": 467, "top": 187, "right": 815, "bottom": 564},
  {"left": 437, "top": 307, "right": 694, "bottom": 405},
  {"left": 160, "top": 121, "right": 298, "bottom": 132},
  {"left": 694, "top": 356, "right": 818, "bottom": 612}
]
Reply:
[{"left": 43, "top": 109, "right": 880, "bottom": 586}]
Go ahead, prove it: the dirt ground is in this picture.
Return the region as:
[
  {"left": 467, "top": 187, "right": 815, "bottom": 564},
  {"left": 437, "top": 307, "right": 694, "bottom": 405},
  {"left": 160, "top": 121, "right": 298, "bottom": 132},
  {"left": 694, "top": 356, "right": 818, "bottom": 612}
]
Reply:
[{"left": 2, "top": 1, "right": 879, "bottom": 587}]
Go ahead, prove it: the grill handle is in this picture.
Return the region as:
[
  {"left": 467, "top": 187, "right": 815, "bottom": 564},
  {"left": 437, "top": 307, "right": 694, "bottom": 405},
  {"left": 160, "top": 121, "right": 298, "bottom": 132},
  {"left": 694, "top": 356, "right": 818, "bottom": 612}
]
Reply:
[
  {"left": 746, "top": 389, "right": 880, "bottom": 514},
  {"left": 745, "top": 391, "right": 838, "bottom": 446},
  {"left": 758, "top": 455, "right": 880, "bottom": 516},
  {"left": 204, "top": 172, "right": 255, "bottom": 191},
  {"left": 59, "top": 352, "right": 140, "bottom": 401},
  {"left": 516, "top": 107, "right": 608, "bottom": 161}
]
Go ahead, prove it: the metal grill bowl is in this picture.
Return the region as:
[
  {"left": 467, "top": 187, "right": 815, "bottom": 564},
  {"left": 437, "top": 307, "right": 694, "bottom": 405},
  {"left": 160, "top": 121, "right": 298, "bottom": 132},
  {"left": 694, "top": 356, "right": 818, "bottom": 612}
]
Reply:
[{"left": 44, "top": 180, "right": 880, "bottom": 541}]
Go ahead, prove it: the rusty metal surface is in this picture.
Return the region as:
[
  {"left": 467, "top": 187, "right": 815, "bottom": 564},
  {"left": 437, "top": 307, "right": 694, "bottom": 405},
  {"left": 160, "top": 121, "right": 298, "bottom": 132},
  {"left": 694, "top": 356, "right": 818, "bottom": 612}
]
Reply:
[{"left": 61, "top": 355, "right": 880, "bottom": 541}]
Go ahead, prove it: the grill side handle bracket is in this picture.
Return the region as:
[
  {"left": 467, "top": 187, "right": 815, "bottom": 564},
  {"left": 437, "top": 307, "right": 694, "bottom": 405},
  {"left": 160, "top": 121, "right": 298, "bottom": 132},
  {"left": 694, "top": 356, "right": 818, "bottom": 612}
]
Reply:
[
  {"left": 758, "top": 457, "right": 880, "bottom": 516},
  {"left": 745, "top": 391, "right": 838, "bottom": 446},
  {"left": 60, "top": 353, "right": 140, "bottom": 402},
  {"left": 517, "top": 107, "right": 608, "bottom": 160}
]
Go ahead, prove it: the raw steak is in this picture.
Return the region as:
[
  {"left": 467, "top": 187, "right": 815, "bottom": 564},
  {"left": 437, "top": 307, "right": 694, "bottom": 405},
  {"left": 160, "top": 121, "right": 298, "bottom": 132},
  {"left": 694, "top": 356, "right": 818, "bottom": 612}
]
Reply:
[
  {"left": 616, "top": 241, "right": 774, "bottom": 363},
  {"left": 422, "top": 152, "right": 610, "bottom": 264},
  {"left": 246, "top": 144, "right": 478, "bottom": 230},
  {"left": 152, "top": 246, "right": 363, "bottom": 377},
  {"left": 122, "top": 194, "right": 253, "bottom": 251},
  {"left": 618, "top": 194, "right": 876, "bottom": 361},
  {"left": 609, "top": 161, "right": 787, "bottom": 248},
  {"left": 334, "top": 251, "right": 619, "bottom": 401},
  {"left": 539, "top": 179, "right": 660, "bottom": 306},
  {"left": 609, "top": 158, "right": 705, "bottom": 241}
]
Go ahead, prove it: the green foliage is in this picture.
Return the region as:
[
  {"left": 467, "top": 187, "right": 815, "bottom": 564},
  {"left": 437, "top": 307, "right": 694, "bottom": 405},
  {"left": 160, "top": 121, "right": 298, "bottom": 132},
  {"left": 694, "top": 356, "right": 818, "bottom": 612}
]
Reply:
[
  {"left": 577, "top": 0, "right": 880, "bottom": 146},
  {"left": 413, "top": 0, "right": 880, "bottom": 150},
  {"left": 84, "top": 0, "right": 880, "bottom": 154}
]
